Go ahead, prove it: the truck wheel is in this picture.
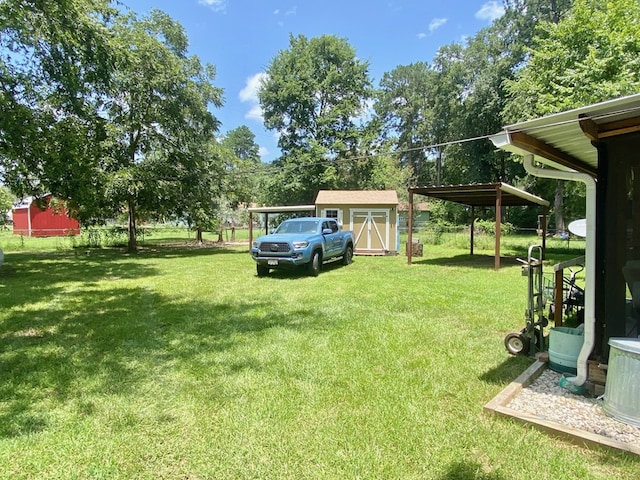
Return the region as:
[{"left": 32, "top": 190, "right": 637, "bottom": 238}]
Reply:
[
  {"left": 308, "top": 251, "right": 321, "bottom": 276},
  {"left": 256, "top": 264, "right": 269, "bottom": 277},
  {"left": 342, "top": 244, "right": 353, "bottom": 265}
]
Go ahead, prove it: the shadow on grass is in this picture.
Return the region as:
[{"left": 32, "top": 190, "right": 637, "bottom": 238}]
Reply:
[
  {"left": 439, "top": 460, "right": 505, "bottom": 479},
  {"left": 0, "top": 248, "right": 329, "bottom": 438},
  {"left": 256, "top": 259, "right": 350, "bottom": 280},
  {"left": 412, "top": 254, "right": 521, "bottom": 269},
  {"left": 479, "top": 356, "right": 534, "bottom": 385}
]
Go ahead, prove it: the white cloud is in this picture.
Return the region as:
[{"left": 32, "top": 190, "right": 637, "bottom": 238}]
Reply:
[
  {"left": 417, "top": 32, "right": 427, "bottom": 39},
  {"left": 245, "top": 104, "right": 263, "bottom": 122},
  {"left": 475, "top": 1, "right": 505, "bottom": 22},
  {"left": 240, "top": 72, "right": 268, "bottom": 122},
  {"left": 198, "top": 0, "right": 227, "bottom": 12},
  {"left": 239, "top": 72, "right": 267, "bottom": 103},
  {"left": 429, "top": 17, "right": 447, "bottom": 33},
  {"left": 258, "top": 146, "right": 269, "bottom": 158}
]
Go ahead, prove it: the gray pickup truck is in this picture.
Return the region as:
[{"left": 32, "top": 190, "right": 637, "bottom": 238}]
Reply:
[{"left": 250, "top": 217, "right": 355, "bottom": 276}]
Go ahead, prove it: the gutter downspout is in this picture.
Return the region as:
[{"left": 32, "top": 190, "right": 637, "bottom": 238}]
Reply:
[{"left": 522, "top": 154, "right": 596, "bottom": 386}]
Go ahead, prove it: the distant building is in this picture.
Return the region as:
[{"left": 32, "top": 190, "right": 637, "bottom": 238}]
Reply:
[{"left": 12, "top": 195, "right": 80, "bottom": 237}]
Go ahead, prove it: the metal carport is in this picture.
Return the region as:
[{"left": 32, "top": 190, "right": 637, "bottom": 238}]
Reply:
[{"left": 407, "top": 183, "right": 550, "bottom": 270}]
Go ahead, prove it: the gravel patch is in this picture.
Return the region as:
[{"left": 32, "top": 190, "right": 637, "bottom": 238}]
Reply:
[{"left": 506, "top": 368, "right": 640, "bottom": 447}]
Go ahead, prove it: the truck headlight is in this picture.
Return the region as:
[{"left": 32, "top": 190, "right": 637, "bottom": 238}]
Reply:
[
  {"left": 252, "top": 241, "right": 260, "bottom": 248},
  {"left": 292, "top": 241, "right": 309, "bottom": 249}
]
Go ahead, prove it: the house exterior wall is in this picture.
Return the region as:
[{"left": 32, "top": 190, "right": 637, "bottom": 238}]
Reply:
[{"left": 596, "top": 132, "right": 640, "bottom": 361}]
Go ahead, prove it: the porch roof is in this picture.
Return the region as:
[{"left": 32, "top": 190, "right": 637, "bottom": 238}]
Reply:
[{"left": 490, "top": 93, "right": 640, "bottom": 175}]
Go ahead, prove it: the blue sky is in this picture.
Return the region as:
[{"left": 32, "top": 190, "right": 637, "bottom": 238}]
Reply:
[{"left": 124, "top": 1, "right": 506, "bottom": 162}]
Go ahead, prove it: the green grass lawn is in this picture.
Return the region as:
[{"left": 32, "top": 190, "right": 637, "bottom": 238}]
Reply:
[{"left": 0, "top": 232, "right": 636, "bottom": 479}]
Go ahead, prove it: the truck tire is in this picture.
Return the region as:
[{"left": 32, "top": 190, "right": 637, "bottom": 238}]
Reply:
[
  {"left": 256, "top": 264, "right": 269, "bottom": 277},
  {"left": 308, "top": 250, "right": 321, "bottom": 276},
  {"left": 342, "top": 243, "right": 353, "bottom": 265}
]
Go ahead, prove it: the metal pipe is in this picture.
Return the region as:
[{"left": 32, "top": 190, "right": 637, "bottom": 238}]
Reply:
[{"left": 522, "top": 154, "right": 596, "bottom": 386}]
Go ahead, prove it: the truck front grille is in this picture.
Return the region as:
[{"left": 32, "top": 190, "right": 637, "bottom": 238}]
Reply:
[{"left": 260, "top": 242, "right": 290, "bottom": 253}]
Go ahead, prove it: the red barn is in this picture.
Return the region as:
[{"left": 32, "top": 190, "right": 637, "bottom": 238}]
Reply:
[{"left": 12, "top": 195, "right": 80, "bottom": 237}]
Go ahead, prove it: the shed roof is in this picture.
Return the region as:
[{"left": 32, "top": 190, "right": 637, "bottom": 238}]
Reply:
[
  {"left": 490, "top": 93, "right": 640, "bottom": 175},
  {"left": 315, "top": 190, "right": 399, "bottom": 205},
  {"left": 409, "top": 183, "right": 549, "bottom": 208}
]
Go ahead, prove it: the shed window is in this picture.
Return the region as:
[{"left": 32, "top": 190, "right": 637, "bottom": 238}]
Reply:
[{"left": 325, "top": 209, "right": 338, "bottom": 219}]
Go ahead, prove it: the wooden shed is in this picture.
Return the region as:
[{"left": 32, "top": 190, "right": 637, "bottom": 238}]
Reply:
[
  {"left": 315, "top": 190, "right": 399, "bottom": 255},
  {"left": 12, "top": 195, "right": 80, "bottom": 237}
]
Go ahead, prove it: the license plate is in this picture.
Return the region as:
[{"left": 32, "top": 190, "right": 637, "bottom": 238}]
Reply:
[{"left": 267, "top": 260, "right": 278, "bottom": 266}]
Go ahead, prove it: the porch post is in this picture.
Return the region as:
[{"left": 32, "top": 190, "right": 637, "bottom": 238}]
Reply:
[{"left": 495, "top": 187, "right": 502, "bottom": 270}]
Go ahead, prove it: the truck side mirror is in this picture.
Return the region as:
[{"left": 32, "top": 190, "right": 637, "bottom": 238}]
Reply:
[{"left": 322, "top": 228, "right": 332, "bottom": 235}]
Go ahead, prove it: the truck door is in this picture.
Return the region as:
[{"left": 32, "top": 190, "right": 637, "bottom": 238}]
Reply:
[{"left": 322, "top": 220, "right": 341, "bottom": 255}]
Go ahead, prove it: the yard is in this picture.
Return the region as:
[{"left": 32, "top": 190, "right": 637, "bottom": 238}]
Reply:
[{"left": 0, "top": 231, "right": 637, "bottom": 479}]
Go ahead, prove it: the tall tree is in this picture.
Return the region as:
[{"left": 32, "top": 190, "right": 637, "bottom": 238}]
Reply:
[
  {"left": 505, "top": 0, "right": 640, "bottom": 232},
  {"left": 0, "top": 0, "right": 116, "bottom": 213},
  {"left": 259, "top": 34, "right": 374, "bottom": 204},
  {"left": 375, "top": 62, "right": 438, "bottom": 185},
  {"left": 218, "top": 126, "right": 263, "bottom": 240},
  {"left": 104, "top": 10, "right": 222, "bottom": 252},
  {"left": 505, "top": 0, "right": 640, "bottom": 118}
]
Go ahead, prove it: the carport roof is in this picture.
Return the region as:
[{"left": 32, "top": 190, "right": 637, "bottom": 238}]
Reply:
[
  {"left": 409, "top": 183, "right": 549, "bottom": 208},
  {"left": 247, "top": 205, "right": 315, "bottom": 214}
]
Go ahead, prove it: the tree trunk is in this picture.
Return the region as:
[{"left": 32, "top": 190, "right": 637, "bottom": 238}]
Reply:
[
  {"left": 554, "top": 180, "right": 565, "bottom": 236},
  {"left": 195, "top": 227, "right": 203, "bottom": 244},
  {"left": 127, "top": 196, "right": 137, "bottom": 253},
  {"left": 217, "top": 225, "right": 223, "bottom": 243}
]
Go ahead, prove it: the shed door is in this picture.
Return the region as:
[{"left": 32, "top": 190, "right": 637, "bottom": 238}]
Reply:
[{"left": 351, "top": 209, "right": 390, "bottom": 252}]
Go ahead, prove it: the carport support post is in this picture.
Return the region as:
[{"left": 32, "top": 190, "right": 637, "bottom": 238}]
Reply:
[
  {"left": 470, "top": 206, "right": 475, "bottom": 256},
  {"left": 495, "top": 187, "right": 502, "bottom": 270},
  {"left": 249, "top": 212, "right": 253, "bottom": 251}
]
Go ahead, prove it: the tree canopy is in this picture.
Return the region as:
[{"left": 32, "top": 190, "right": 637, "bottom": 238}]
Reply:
[
  {"left": 3, "top": 0, "right": 640, "bottom": 237},
  {"left": 258, "top": 34, "right": 380, "bottom": 205},
  {"left": 1, "top": 2, "right": 224, "bottom": 251},
  {"left": 505, "top": 0, "right": 640, "bottom": 120}
]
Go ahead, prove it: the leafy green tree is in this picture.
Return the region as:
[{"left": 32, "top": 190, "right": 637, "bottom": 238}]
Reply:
[
  {"left": 505, "top": 0, "right": 640, "bottom": 119},
  {"left": 0, "top": 0, "right": 115, "bottom": 214},
  {"left": 259, "top": 34, "right": 374, "bottom": 204},
  {"left": 222, "top": 125, "right": 260, "bottom": 163},
  {"left": 375, "top": 62, "right": 438, "bottom": 185},
  {"left": 0, "top": 186, "right": 15, "bottom": 225},
  {"left": 505, "top": 0, "right": 639, "bottom": 232},
  {"left": 104, "top": 10, "right": 222, "bottom": 251},
  {"left": 218, "top": 126, "right": 265, "bottom": 239}
]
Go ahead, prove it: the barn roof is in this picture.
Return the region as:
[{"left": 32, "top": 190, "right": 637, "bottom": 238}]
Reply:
[{"left": 315, "top": 190, "right": 399, "bottom": 205}]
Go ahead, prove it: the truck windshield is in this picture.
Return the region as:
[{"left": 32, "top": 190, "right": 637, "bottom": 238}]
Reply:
[{"left": 276, "top": 221, "right": 318, "bottom": 234}]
